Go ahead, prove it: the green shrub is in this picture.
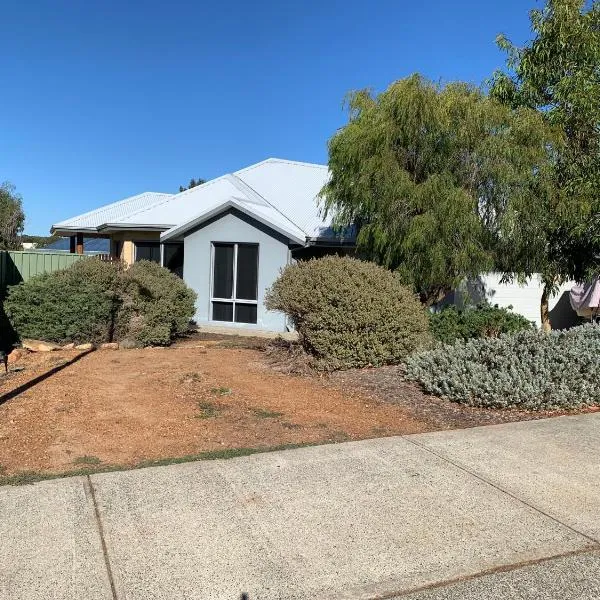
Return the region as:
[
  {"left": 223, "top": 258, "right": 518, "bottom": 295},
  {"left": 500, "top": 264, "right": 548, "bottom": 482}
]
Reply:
[
  {"left": 5, "top": 259, "right": 122, "bottom": 344},
  {"left": 405, "top": 325, "right": 600, "bottom": 411},
  {"left": 265, "top": 256, "right": 432, "bottom": 370},
  {"left": 4, "top": 258, "right": 196, "bottom": 347},
  {"left": 430, "top": 304, "right": 534, "bottom": 344},
  {"left": 120, "top": 260, "right": 197, "bottom": 346}
]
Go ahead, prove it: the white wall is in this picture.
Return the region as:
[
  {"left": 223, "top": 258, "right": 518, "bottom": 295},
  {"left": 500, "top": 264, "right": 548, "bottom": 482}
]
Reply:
[
  {"left": 183, "top": 210, "right": 290, "bottom": 332},
  {"left": 450, "top": 273, "right": 579, "bottom": 328}
]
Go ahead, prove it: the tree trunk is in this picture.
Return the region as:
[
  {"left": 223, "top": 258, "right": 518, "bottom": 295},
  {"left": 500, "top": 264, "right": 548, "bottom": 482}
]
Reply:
[{"left": 540, "top": 283, "right": 552, "bottom": 332}]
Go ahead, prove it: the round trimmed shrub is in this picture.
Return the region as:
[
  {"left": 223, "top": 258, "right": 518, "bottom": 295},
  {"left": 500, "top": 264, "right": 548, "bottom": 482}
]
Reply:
[
  {"left": 405, "top": 325, "right": 600, "bottom": 411},
  {"left": 265, "top": 256, "right": 432, "bottom": 370},
  {"left": 120, "top": 260, "right": 197, "bottom": 346},
  {"left": 5, "top": 259, "right": 123, "bottom": 344},
  {"left": 430, "top": 304, "right": 534, "bottom": 345},
  {"left": 4, "top": 258, "right": 196, "bottom": 347}
]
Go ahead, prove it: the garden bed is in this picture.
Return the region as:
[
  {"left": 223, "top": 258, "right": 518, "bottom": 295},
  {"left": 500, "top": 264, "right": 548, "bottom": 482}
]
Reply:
[
  {"left": 0, "top": 336, "right": 427, "bottom": 478},
  {"left": 1, "top": 333, "right": 587, "bottom": 481}
]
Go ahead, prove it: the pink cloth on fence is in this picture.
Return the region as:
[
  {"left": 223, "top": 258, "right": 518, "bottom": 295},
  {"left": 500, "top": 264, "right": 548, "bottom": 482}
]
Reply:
[{"left": 570, "top": 279, "right": 600, "bottom": 316}]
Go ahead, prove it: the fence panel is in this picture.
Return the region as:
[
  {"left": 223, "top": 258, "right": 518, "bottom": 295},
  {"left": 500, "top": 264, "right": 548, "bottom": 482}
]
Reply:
[{"left": 0, "top": 250, "right": 87, "bottom": 294}]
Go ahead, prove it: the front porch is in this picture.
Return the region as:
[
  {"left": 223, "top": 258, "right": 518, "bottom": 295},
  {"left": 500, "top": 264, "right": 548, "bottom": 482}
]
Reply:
[{"left": 66, "top": 231, "right": 183, "bottom": 276}]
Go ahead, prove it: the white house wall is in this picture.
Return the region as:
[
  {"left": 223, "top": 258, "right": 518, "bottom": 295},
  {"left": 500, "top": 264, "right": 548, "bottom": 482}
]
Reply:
[
  {"left": 183, "top": 210, "right": 290, "bottom": 332},
  {"left": 449, "top": 273, "right": 579, "bottom": 329}
]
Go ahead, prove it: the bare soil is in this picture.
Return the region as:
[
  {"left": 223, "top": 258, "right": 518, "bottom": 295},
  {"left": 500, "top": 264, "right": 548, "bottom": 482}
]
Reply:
[
  {"left": 0, "top": 334, "right": 577, "bottom": 478},
  {"left": 0, "top": 339, "right": 424, "bottom": 476}
]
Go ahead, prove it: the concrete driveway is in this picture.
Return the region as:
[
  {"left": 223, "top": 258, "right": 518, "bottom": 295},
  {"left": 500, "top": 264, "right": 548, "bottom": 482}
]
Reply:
[{"left": 1, "top": 413, "right": 599, "bottom": 599}]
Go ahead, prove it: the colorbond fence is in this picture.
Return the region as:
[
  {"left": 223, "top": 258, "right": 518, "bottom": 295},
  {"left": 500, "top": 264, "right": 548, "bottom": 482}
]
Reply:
[{"left": 0, "top": 250, "right": 87, "bottom": 295}]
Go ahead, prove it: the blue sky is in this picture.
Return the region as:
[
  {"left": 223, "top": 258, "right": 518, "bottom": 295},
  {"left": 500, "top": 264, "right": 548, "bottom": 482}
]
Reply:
[{"left": 2, "top": 0, "right": 534, "bottom": 234}]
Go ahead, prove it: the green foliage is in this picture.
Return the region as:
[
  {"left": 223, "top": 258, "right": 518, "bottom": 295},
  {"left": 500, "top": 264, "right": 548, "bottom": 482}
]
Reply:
[
  {"left": 4, "top": 258, "right": 196, "bottom": 346},
  {"left": 179, "top": 178, "right": 206, "bottom": 193},
  {"left": 120, "top": 260, "right": 197, "bottom": 346},
  {"left": 0, "top": 182, "right": 25, "bottom": 250},
  {"left": 265, "top": 256, "right": 432, "bottom": 370},
  {"left": 321, "top": 74, "right": 552, "bottom": 304},
  {"left": 430, "top": 304, "right": 534, "bottom": 345},
  {"left": 20, "top": 234, "right": 61, "bottom": 248},
  {"left": 491, "top": 0, "right": 600, "bottom": 324},
  {"left": 5, "top": 259, "right": 122, "bottom": 344},
  {"left": 406, "top": 325, "right": 600, "bottom": 411}
]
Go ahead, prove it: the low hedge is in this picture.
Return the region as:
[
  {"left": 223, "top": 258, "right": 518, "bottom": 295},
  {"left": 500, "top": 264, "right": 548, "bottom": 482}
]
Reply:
[
  {"left": 265, "top": 256, "right": 432, "bottom": 370},
  {"left": 5, "top": 259, "right": 123, "bottom": 344},
  {"left": 4, "top": 258, "right": 196, "bottom": 347},
  {"left": 429, "top": 304, "right": 534, "bottom": 344},
  {"left": 405, "top": 325, "right": 600, "bottom": 411}
]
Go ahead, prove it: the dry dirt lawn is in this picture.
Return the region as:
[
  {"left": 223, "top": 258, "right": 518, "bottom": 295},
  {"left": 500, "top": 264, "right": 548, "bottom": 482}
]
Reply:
[{"left": 0, "top": 335, "right": 558, "bottom": 478}]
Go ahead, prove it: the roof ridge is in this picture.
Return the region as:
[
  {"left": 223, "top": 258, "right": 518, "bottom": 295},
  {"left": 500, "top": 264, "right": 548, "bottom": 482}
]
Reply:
[
  {"left": 54, "top": 191, "right": 172, "bottom": 227},
  {"left": 117, "top": 177, "right": 229, "bottom": 223},
  {"left": 234, "top": 157, "right": 327, "bottom": 177},
  {"left": 229, "top": 173, "right": 308, "bottom": 236}
]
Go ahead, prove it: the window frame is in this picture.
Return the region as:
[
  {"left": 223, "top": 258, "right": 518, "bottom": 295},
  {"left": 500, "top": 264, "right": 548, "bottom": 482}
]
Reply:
[
  {"left": 210, "top": 242, "right": 259, "bottom": 324},
  {"left": 133, "top": 240, "right": 161, "bottom": 264}
]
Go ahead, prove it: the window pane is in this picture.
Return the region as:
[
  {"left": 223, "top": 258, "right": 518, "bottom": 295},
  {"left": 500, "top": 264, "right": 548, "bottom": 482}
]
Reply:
[
  {"left": 213, "top": 244, "right": 234, "bottom": 298},
  {"left": 236, "top": 244, "right": 258, "bottom": 300},
  {"left": 164, "top": 244, "right": 184, "bottom": 277},
  {"left": 135, "top": 242, "right": 160, "bottom": 263},
  {"left": 235, "top": 303, "right": 257, "bottom": 324},
  {"left": 212, "top": 302, "right": 233, "bottom": 321}
]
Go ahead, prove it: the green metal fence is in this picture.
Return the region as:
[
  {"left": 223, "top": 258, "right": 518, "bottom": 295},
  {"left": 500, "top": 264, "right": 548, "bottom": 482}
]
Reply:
[{"left": 0, "top": 251, "right": 87, "bottom": 294}]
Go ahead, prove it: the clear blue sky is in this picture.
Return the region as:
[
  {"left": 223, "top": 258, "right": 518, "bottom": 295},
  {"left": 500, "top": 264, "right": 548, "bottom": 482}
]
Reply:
[{"left": 2, "top": 0, "right": 535, "bottom": 235}]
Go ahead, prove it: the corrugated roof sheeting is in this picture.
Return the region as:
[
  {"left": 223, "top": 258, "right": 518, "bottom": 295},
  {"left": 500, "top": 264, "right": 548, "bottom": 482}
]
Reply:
[
  {"left": 52, "top": 192, "right": 173, "bottom": 230},
  {"left": 51, "top": 159, "right": 347, "bottom": 244}
]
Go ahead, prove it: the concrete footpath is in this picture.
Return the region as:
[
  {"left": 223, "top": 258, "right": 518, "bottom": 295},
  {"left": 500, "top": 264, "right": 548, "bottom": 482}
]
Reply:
[{"left": 1, "top": 414, "right": 599, "bottom": 600}]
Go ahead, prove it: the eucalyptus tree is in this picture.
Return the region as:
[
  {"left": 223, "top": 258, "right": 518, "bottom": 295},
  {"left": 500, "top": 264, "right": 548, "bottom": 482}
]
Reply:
[
  {"left": 321, "top": 74, "right": 552, "bottom": 305},
  {"left": 491, "top": 0, "right": 600, "bottom": 330},
  {"left": 0, "top": 182, "right": 25, "bottom": 250}
]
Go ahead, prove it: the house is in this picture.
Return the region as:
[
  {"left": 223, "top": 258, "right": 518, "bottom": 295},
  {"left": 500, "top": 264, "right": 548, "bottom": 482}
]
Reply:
[
  {"left": 52, "top": 156, "right": 579, "bottom": 332},
  {"left": 52, "top": 158, "right": 354, "bottom": 332}
]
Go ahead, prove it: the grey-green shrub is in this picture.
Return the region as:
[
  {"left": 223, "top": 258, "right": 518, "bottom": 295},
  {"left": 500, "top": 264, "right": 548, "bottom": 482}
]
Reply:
[
  {"left": 405, "top": 325, "right": 600, "bottom": 410},
  {"left": 5, "top": 259, "right": 123, "bottom": 344},
  {"left": 265, "top": 256, "right": 432, "bottom": 370},
  {"left": 430, "top": 304, "right": 534, "bottom": 344},
  {"left": 5, "top": 258, "right": 196, "bottom": 347},
  {"left": 120, "top": 260, "right": 197, "bottom": 346}
]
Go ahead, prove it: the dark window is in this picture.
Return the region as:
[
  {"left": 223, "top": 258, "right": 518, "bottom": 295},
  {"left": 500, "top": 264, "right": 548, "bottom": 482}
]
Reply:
[
  {"left": 211, "top": 243, "right": 258, "bottom": 324},
  {"left": 212, "top": 244, "right": 234, "bottom": 298},
  {"left": 135, "top": 242, "right": 160, "bottom": 263},
  {"left": 212, "top": 302, "right": 234, "bottom": 322},
  {"left": 235, "top": 303, "right": 257, "bottom": 324},
  {"left": 164, "top": 243, "right": 184, "bottom": 278},
  {"left": 236, "top": 244, "right": 258, "bottom": 300}
]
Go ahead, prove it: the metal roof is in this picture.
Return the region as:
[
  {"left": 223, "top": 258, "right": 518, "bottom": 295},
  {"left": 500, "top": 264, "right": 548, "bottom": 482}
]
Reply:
[
  {"left": 52, "top": 192, "right": 174, "bottom": 232},
  {"left": 51, "top": 159, "right": 347, "bottom": 245}
]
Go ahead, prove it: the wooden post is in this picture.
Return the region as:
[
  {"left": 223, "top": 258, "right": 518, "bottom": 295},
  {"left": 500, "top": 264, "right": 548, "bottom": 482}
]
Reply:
[
  {"left": 69, "top": 236, "right": 76, "bottom": 254},
  {"left": 76, "top": 232, "right": 84, "bottom": 255}
]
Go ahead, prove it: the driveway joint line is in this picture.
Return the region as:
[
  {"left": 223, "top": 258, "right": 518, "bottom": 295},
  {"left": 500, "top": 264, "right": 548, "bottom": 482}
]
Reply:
[
  {"left": 401, "top": 434, "right": 600, "bottom": 546},
  {"left": 85, "top": 475, "right": 119, "bottom": 600},
  {"left": 356, "top": 547, "right": 599, "bottom": 600}
]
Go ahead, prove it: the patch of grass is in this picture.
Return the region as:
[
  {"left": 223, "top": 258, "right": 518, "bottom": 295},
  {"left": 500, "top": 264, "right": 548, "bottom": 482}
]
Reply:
[
  {"left": 180, "top": 371, "right": 203, "bottom": 384},
  {"left": 0, "top": 441, "right": 341, "bottom": 487},
  {"left": 252, "top": 408, "right": 284, "bottom": 419},
  {"left": 196, "top": 401, "right": 221, "bottom": 419},
  {"left": 210, "top": 386, "right": 232, "bottom": 396},
  {"left": 281, "top": 421, "right": 302, "bottom": 430},
  {"left": 73, "top": 455, "right": 101, "bottom": 465}
]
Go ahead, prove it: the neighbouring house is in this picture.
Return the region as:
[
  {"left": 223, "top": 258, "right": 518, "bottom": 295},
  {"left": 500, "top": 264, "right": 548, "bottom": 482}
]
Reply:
[
  {"left": 43, "top": 236, "right": 110, "bottom": 254},
  {"left": 52, "top": 158, "right": 354, "bottom": 332}
]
